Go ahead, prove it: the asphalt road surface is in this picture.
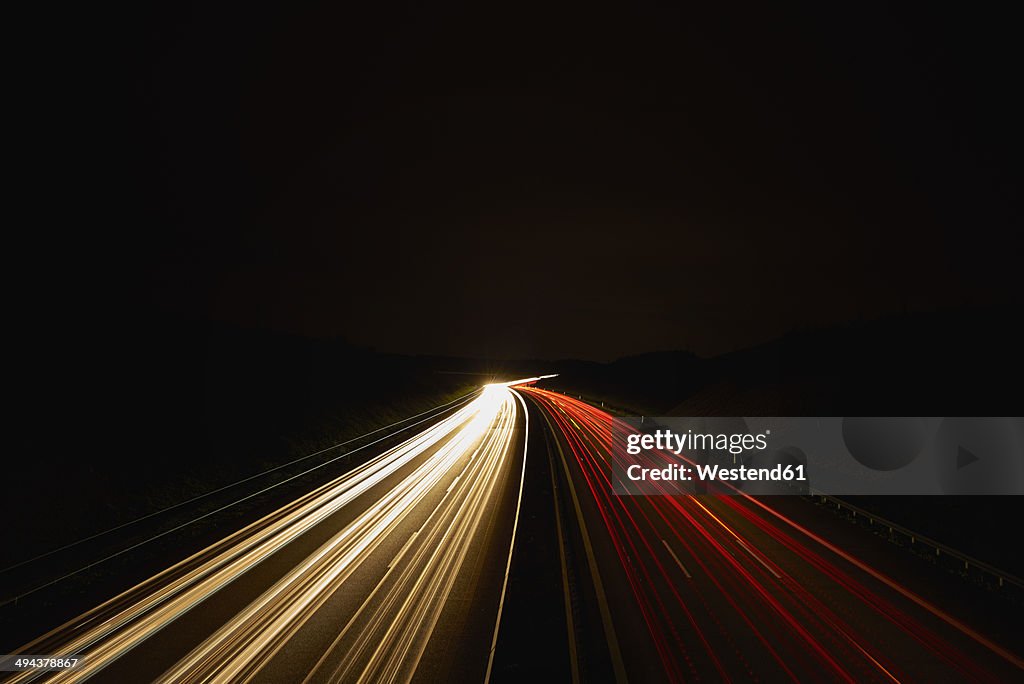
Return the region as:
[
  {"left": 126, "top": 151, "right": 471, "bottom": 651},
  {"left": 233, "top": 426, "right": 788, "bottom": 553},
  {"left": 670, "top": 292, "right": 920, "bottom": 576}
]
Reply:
[
  {"left": 5, "top": 384, "right": 527, "bottom": 684},
  {"left": 518, "top": 386, "right": 1023, "bottom": 683},
  {"left": 6, "top": 381, "right": 1023, "bottom": 683}
]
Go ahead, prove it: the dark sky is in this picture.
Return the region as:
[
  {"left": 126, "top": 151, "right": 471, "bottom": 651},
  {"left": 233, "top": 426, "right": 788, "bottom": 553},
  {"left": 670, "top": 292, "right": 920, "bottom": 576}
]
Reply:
[{"left": 13, "top": 2, "right": 1021, "bottom": 361}]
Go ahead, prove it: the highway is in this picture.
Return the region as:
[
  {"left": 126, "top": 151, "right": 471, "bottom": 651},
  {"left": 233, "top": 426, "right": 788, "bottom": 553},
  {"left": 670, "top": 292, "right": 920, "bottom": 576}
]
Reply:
[
  {"left": 517, "top": 386, "right": 1024, "bottom": 683},
  {"left": 4, "top": 384, "right": 527, "bottom": 684},
  {"left": 6, "top": 380, "right": 1023, "bottom": 683}
]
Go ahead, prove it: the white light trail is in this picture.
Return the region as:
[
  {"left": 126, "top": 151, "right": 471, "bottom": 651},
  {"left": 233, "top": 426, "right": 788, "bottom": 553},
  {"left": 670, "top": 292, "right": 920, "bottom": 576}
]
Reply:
[{"left": 9, "top": 385, "right": 523, "bottom": 684}]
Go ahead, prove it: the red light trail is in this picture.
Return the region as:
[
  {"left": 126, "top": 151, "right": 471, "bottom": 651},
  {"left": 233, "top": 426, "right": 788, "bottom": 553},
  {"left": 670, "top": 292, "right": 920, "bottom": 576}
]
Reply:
[{"left": 516, "top": 386, "right": 1021, "bottom": 683}]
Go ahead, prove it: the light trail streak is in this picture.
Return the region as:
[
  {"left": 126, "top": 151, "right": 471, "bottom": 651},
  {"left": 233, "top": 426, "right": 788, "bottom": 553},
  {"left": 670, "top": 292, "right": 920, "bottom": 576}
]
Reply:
[
  {"left": 520, "top": 387, "right": 1020, "bottom": 683},
  {"left": 8, "top": 384, "right": 525, "bottom": 684},
  {"left": 305, "top": 391, "right": 517, "bottom": 684}
]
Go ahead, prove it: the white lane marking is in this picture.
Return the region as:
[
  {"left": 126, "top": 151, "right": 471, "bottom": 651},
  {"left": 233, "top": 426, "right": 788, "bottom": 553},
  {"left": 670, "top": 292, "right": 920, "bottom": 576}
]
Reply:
[
  {"left": 660, "top": 538, "right": 692, "bottom": 579},
  {"left": 737, "top": 539, "right": 782, "bottom": 579},
  {"left": 388, "top": 531, "right": 419, "bottom": 569},
  {"left": 484, "top": 388, "right": 530, "bottom": 684},
  {"left": 535, "top": 397, "right": 628, "bottom": 684}
]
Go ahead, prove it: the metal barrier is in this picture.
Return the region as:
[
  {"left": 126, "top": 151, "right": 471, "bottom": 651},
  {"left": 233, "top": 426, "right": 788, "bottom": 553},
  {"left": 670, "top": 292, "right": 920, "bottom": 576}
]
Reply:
[
  {"left": 542, "top": 388, "right": 638, "bottom": 418},
  {"left": 815, "top": 494, "right": 1023, "bottom": 600}
]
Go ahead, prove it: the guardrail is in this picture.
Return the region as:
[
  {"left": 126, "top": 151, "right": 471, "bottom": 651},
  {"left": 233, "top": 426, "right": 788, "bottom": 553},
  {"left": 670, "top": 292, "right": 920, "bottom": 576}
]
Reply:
[
  {"left": 814, "top": 495, "right": 1024, "bottom": 601},
  {"left": 539, "top": 388, "right": 639, "bottom": 418}
]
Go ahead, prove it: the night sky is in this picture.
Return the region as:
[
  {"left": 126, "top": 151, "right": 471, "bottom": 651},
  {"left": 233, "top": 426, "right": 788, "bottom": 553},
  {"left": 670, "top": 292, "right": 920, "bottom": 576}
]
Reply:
[{"left": 12, "top": 2, "right": 1021, "bottom": 361}]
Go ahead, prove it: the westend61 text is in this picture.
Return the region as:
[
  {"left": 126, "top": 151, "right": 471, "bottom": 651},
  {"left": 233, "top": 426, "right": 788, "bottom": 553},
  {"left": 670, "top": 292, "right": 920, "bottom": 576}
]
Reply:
[{"left": 626, "top": 463, "right": 806, "bottom": 483}]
